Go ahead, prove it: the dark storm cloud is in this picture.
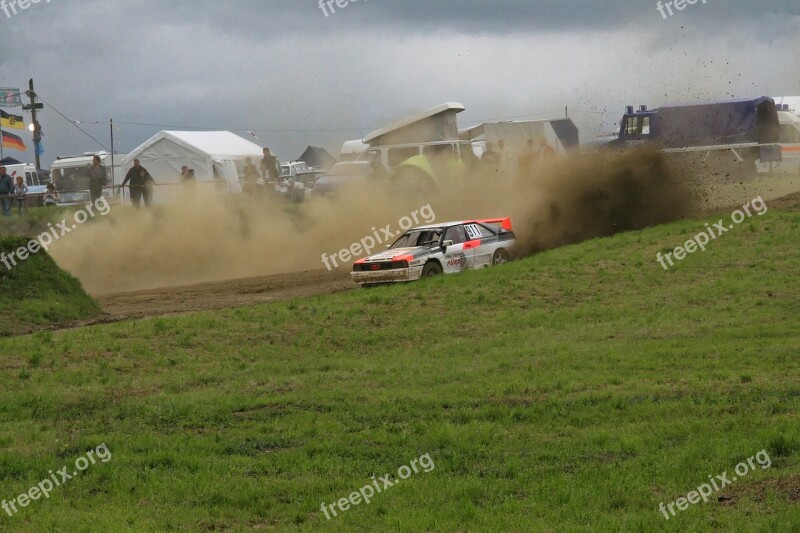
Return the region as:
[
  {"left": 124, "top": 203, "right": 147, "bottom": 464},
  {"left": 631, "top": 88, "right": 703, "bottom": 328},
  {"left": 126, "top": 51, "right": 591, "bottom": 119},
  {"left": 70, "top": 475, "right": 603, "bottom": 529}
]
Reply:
[{"left": 0, "top": 0, "right": 797, "bottom": 165}]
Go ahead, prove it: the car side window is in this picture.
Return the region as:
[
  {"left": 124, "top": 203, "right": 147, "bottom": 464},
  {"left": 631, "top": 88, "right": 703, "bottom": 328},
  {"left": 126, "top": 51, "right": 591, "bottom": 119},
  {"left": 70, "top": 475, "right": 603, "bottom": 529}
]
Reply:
[
  {"left": 420, "top": 230, "right": 442, "bottom": 246},
  {"left": 444, "top": 225, "right": 467, "bottom": 245}
]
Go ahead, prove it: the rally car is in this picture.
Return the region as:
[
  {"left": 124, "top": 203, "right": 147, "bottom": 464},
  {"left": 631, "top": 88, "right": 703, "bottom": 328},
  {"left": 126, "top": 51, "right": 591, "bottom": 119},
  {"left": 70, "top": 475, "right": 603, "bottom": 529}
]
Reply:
[{"left": 351, "top": 218, "right": 516, "bottom": 286}]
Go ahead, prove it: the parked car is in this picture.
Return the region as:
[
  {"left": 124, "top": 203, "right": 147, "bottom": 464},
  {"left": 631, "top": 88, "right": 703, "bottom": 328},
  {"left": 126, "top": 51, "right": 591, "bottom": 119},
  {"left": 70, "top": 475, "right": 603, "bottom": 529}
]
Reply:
[
  {"left": 351, "top": 218, "right": 516, "bottom": 287},
  {"left": 275, "top": 170, "right": 323, "bottom": 202}
]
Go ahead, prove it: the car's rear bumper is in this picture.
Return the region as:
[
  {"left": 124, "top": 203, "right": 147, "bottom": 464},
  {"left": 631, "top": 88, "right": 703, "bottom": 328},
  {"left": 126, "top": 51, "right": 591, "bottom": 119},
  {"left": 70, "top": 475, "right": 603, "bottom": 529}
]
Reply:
[{"left": 351, "top": 266, "right": 423, "bottom": 285}]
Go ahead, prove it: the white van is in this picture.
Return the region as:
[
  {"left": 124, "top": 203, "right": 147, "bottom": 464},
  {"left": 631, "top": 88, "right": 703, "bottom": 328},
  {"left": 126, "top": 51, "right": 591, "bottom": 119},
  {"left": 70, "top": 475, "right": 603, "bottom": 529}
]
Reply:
[
  {"left": 358, "top": 140, "right": 477, "bottom": 173},
  {"left": 50, "top": 151, "right": 128, "bottom": 204},
  {"left": 4, "top": 163, "right": 48, "bottom": 206}
]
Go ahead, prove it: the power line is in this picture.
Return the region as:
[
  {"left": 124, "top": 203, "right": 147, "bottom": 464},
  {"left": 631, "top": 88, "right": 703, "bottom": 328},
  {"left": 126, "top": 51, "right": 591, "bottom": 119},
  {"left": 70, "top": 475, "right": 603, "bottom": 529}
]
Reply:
[{"left": 35, "top": 95, "right": 110, "bottom": 150}]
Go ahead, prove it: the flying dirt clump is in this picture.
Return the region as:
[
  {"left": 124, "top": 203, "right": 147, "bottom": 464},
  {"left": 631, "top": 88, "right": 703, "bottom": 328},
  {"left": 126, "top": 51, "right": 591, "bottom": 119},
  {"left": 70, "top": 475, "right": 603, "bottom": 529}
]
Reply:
[{"left": 506, "top": 147, "right": 695, "bottom": 256}]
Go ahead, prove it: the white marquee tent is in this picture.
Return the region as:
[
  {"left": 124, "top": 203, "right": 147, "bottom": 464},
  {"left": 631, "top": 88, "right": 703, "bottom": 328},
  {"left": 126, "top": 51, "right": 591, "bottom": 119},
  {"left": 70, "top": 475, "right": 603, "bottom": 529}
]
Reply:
[{"left": 121, "top": 131, "right": 265, "bottom": 193}]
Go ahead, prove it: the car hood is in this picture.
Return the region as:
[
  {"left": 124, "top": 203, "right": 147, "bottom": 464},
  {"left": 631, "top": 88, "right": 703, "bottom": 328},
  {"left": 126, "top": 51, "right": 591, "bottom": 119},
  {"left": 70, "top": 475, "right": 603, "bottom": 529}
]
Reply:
[{"left": 361, "top": 246, "right": 432, "bottom": 263}]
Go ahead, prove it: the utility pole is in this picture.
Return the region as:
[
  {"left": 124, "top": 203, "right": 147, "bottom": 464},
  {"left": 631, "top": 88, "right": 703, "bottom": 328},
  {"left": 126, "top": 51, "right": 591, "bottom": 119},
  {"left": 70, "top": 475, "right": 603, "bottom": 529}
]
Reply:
[
  {"left": 110, "top": 119, "right": 116, "bottom": 194},
  {"left": 23, "top": 78, "right": 44, "bottom": 170}
]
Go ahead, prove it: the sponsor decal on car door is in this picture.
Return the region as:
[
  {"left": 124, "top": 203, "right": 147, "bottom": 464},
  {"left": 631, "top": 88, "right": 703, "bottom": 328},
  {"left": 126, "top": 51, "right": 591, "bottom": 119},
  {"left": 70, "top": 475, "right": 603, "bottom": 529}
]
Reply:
[{"left": 443, "top": 224, "right": 475, "bottom": 273}]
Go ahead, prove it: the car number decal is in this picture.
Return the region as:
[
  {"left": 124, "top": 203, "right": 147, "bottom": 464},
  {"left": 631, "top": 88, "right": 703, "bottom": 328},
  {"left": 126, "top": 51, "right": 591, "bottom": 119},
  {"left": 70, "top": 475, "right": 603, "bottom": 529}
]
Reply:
[{"left": 464, "top": 224, "right": 482, "bottom": 240}]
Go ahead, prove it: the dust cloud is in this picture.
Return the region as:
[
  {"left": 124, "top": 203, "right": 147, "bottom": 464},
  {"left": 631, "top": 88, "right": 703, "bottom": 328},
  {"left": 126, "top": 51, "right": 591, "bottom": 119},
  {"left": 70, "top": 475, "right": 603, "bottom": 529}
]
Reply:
[{"left": 49, "top": 148, "right": 698, "bottom": 295}]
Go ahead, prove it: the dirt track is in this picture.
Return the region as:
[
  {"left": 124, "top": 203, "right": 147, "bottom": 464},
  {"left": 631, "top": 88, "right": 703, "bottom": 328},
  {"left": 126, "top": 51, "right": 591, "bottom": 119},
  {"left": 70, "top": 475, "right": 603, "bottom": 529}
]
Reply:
[
  {"left": 91, "top": 174, "right": 800, "bottom": 322},
  {"left": 96, "top": 269, "right": 354, "bottom": 320}
]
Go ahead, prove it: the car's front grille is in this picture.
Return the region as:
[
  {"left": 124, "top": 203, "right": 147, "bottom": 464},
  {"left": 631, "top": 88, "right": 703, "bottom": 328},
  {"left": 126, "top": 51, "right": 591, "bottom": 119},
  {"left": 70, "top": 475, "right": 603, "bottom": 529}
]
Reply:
[{"left": 353, "top": 261, "right": 408, "bottom": 272}]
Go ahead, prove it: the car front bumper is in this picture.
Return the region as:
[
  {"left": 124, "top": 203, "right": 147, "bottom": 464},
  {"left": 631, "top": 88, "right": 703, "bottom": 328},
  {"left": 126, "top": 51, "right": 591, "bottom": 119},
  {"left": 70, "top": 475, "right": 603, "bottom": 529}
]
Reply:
[{"left": 351, "top": 266, "right": 423, "bottom": 285}]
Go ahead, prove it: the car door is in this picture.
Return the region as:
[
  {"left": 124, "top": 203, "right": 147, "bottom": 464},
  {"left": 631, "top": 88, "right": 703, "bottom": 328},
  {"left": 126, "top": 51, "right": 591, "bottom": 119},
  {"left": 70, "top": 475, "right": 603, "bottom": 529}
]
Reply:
[
  {"left": 463, "top": 223, "right": 499, "bottom": 268},
  {"left": 442, "top": 225, "right": 474, "bottom": 273}
]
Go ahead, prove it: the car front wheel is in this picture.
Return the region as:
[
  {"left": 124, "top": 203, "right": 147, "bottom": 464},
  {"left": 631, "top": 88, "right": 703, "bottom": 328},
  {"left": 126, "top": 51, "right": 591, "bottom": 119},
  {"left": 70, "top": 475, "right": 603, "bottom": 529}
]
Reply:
[{"left": 421, "top": 261, "right": 443, "bottom": 278}]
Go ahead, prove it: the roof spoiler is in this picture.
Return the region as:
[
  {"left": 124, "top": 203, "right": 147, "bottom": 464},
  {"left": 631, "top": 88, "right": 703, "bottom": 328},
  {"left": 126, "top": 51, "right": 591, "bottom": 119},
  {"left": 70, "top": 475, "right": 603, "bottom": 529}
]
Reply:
[{"left": 478, "top": 218, "right": 513, "bottom": 231}]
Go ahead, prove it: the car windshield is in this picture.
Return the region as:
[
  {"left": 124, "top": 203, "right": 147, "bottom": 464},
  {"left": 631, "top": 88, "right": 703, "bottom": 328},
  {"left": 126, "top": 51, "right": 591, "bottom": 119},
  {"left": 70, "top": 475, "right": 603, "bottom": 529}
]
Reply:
[{"left": 390, "top": 229, "right": 442, "bottom": 249}]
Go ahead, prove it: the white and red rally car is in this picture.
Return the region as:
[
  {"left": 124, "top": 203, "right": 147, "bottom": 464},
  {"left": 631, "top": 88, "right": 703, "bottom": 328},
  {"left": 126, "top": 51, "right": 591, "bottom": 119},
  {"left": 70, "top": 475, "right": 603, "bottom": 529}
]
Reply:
[{"left": 351, "top": 218, "right": 516, "bottom": 286}]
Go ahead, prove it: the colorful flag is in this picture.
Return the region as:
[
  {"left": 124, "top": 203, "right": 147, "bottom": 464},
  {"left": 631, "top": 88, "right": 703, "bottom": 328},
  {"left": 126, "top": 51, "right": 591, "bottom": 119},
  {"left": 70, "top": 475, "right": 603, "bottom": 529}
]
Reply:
[
  {"left": 0, "top": 110, "right": 25, "bottom": 130},
  {"left": 1, "top": 130, "right": 27, "bottom": 151}
]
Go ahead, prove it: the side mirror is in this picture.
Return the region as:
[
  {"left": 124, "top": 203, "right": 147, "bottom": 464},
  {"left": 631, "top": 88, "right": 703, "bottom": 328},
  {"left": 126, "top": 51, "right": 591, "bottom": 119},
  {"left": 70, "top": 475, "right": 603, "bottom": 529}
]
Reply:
[{"left": 441, "top": 240, "right": 453, "bottom": 250}]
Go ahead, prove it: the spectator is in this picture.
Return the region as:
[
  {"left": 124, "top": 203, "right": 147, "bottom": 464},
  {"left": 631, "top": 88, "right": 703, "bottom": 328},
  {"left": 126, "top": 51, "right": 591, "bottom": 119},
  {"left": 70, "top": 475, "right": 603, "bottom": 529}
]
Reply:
[
  {"left": 260, "top": 147, "right": 279, "bottom": 183},
  {"left": 121, "top": 159, "right": 152, "bottom": 208},
  {"left": 43, "top": 183, "right": 60, "bottom": 207},
  {"left": 180, "top": 165, "right": 190, "bottom": 181},
  {"left": 13, "top": 175, "right": 28, "bottom": 216},
  {"left": 0, "top": 166, "right": 12, "bottom": 217},
  {"left": 518, "top": 139, "right": 539, "bottom": 176},
  {"left": 497, "top": 139, "right": 512, "bottom": 172},
  {"left": 539, "top": 137, "right": 556, "bottom": 159},
  {"left": 481, "top": 142, "right": 499, "bottom": 173},
  {"left": 84, "top": 155, "right": 107, "bottom": 203},
  {"left": 243, "top": 156, "right": 261, "bottom": 194}
]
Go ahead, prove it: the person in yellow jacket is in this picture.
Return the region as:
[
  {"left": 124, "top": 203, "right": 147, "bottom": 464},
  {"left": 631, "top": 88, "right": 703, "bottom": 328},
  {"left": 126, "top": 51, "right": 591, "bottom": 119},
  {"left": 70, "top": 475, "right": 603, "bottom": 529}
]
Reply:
[{"left": 390, "top": 145, "right": 465, "bottom": 196}]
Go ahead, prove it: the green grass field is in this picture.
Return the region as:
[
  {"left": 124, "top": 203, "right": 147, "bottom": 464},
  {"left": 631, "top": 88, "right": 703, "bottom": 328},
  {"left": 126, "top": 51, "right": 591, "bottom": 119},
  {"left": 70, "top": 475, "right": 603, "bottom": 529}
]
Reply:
[
  {"left": 0, "top": 203, "right": 798, "bottom": 531},
  {"left": 0, "top": 236, "right": 101, "bottom": 336}
]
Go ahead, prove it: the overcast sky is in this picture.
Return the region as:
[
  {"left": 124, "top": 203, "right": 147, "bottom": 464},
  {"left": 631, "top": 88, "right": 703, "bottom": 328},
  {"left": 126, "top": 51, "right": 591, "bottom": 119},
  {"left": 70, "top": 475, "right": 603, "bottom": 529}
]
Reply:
[{"left": 0, "top": 0, "right": 798, "bottom": 166}]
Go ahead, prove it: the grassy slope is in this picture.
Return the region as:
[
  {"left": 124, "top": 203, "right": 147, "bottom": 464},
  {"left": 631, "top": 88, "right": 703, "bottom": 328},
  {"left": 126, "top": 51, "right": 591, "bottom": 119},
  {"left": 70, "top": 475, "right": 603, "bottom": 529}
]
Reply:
[
  {"left": 0, "top": 206, "right": 798, "bottom": 531},
  {"left": 0, "top": 236, "right": 101, "bottom": 336}
]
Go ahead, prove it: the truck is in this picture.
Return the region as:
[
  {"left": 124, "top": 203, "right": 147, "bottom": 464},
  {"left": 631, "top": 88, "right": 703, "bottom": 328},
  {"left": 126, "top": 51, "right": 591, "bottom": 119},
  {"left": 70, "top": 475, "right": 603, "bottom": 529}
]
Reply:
[
  {"left": 608, "top": 96, "right": 783, "bottom": 179},
  {"left": 50, "top": 151, "right": 127, "bottom": 205}
]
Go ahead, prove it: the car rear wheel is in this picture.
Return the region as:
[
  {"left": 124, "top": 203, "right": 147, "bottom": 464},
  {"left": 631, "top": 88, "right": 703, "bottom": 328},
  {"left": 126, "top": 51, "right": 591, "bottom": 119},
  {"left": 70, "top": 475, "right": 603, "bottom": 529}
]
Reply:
[
  {"left": 492, "top": 249, "right": 510, "bottom": 265},
  {"left": 421, "top": 261, "right": 443, "bottom": 278}
]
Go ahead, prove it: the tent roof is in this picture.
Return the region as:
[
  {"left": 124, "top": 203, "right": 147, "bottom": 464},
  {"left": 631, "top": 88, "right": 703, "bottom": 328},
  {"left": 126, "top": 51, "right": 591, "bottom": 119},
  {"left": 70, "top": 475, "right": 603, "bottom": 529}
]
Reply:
[
  {"left": 298, "top": 146, "right": 336, "bottom": 168},
  {"left": 364, "top": 102, "right": 465, "bottom": 145},
  {"left": 122, "top": 130, "right": 263, "bottom": 164}
]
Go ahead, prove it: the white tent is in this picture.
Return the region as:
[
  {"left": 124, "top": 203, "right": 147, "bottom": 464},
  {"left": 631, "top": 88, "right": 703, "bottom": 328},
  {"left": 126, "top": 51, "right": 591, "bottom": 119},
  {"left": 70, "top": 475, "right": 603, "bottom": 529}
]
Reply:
[{"left": 121, "top": 131, "right": 264, "bottom": 193}]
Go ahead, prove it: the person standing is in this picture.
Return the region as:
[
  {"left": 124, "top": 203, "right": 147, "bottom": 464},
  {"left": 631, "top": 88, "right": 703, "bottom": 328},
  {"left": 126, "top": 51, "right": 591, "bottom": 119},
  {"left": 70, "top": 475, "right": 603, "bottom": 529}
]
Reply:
[
  {"left": 243, "top": 156, "right": 261, "bottom": 194},
  {"left": 481, "top": 142, "right": 499, "bottom": 174},
  {"left": 13, "top": 175, "right": 28, "bottom": 216},
  {"left": 84, "top": 155, "right": 107, "bottom": 203},
  {"left": 260, "top": 147, "right": 279, "bottom": 183},
  {"left": 539, "top": 137, "right": 556, "bottom": 160},
  {"left": 121, "top": 159, "right": 152, "bottom": 208},
  {"left": 518, "top": 139, "right": 539, "bottom": 176},
  {"left": 497, "top": 139, "right": 512, "bottom": 173},
  {"left": 0, "top": 166, "right": 13, "bottom": 217}
]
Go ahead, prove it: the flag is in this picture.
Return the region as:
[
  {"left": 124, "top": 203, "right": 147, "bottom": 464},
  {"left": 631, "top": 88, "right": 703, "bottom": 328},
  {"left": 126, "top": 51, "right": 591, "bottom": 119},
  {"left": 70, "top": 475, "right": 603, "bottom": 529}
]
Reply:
[
  {"left": 35, "top": 140, "right": 44, "bottom": 156},
  {"left": 0, "top": 110, "right": 25, "bottom": 130},
  {"left": 1, "top": 130, "right": 27, "bottom": 152}
]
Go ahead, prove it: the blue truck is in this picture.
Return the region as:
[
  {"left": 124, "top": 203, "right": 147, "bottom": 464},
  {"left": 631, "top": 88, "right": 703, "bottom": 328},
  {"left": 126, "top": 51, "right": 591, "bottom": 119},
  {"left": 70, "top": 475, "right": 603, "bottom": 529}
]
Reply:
[{"left": 609, "top": 96, "right": 783, "bottom": 179}]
